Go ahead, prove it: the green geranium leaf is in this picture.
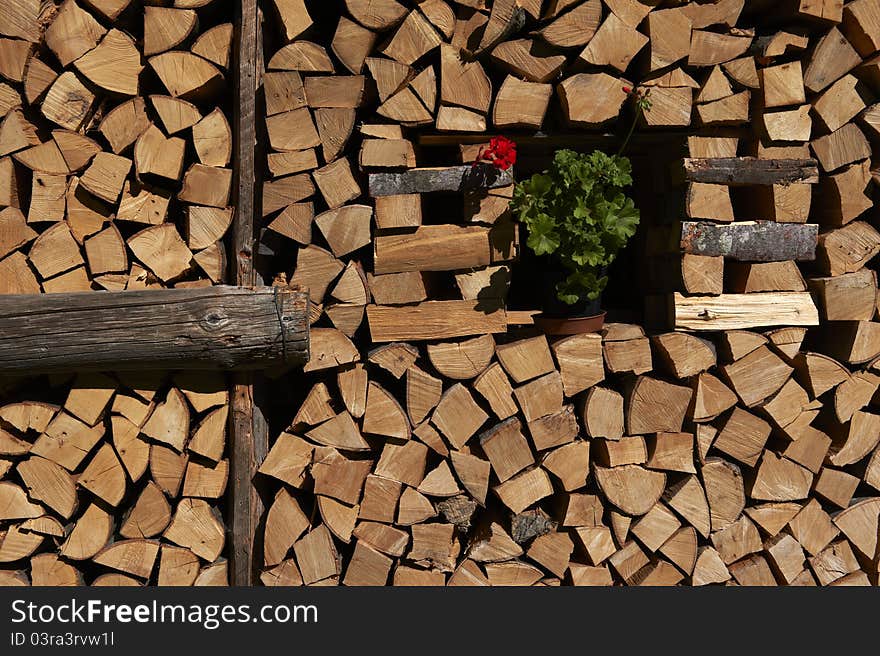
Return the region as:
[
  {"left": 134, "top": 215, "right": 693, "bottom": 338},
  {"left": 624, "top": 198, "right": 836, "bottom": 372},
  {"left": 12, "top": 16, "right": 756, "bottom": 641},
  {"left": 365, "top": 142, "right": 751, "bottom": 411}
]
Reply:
[{"left": 510, "top": 148, "right": 641, "bottom": 306}]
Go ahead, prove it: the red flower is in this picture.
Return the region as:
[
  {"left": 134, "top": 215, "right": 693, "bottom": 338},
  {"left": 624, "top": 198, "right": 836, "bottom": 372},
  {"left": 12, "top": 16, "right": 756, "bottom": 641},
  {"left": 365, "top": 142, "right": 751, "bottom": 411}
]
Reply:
[{"left": 474, "top": 136, "right": 517, "bottom": 171}]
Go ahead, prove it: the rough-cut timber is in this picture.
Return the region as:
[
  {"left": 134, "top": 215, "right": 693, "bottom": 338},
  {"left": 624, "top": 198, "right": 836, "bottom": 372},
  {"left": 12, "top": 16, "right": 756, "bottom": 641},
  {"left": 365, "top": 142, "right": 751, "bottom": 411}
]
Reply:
[
  {"left": 367, "top": 301, "right": 507, "bottom": 342},
  {"left": 682, "top": 158, "right": 820, "bottom": 185},
  {"left": 680, "top": 221, "right": 818, "bottom": 261},
  {"left": 0, "top": 287, "right": 309, "bottom": 373},
  {"left": 231, "top": 0, "right": 262, "bottom": 590},
  {"left": 368, "top": 165, "right": 514, "bottom": 196},
  {"left": 672, "top": 292, "right": 819, "bottom": 331}
]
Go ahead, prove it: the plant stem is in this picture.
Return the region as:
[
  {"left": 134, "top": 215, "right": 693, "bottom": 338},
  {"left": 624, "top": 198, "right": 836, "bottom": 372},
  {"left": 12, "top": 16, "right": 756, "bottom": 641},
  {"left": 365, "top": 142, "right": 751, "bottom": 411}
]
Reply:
[
  {"left": 617, "top": 112, "right": 638, "bottom": 158},
  {"left": 617, "top": 94, "right": 650, "bottom": 157}
]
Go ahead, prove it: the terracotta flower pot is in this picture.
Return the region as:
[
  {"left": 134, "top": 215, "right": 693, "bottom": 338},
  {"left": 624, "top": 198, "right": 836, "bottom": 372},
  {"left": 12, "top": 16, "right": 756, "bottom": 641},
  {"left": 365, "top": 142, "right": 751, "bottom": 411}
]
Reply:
[{"left": 534, "top": 311, "right": 606, "bottom": 336}]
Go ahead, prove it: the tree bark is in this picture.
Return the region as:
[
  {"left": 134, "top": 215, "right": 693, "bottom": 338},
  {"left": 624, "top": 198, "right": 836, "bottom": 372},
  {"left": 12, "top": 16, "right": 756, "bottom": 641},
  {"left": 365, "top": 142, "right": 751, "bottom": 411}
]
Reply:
[
  {"left": 682, "top": 157, "right": 819, "bottom": 185},
  {"left": 680, "top": 221, "right": 818, "bottom": 261},
  {"left": 368, "top": 164, "right": 514, "bottom": 196}
]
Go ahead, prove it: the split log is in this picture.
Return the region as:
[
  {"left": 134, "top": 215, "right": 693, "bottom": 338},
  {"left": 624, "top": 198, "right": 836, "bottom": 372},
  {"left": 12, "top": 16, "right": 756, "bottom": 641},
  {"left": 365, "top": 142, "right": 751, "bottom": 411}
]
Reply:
[
  {"left": 760, "top": 61, "right": 805, "bottom": 108},
  {"left": 816, "top": 221, "right": 880, "bottom": 276},
  {"left": 367, "top": 301, "right": 507, "bottom": 342},
  {"left": 808, "top": 269, "right": 877, "bottom": 321},
  {"left": 811, "top": 123, "right": 871, "bottom": 172},
  {"left": 373, "top": 224, "right": 514, "bottom": 274},
  {"left": 557, "top": 73, "right": 630, "bottom": 127},
  {"left": 803, "top": 27, "right": 861, "bottom": 94},
  {"left": 672, "top": 289, "right": 818, "bottom": 330}
]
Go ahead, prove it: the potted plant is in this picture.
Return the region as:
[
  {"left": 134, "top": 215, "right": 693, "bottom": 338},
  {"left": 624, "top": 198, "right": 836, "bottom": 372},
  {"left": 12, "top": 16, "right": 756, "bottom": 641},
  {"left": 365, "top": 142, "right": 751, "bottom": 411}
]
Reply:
[{"left": 508, "top": 88, "right": 652, "bottom": 334}]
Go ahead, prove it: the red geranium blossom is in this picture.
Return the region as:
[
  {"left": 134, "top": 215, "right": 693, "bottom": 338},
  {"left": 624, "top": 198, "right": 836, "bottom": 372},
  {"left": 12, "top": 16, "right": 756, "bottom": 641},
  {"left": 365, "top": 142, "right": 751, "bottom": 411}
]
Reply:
[{"left": 474, "top": 136, "right": 517, "bottom": 170}]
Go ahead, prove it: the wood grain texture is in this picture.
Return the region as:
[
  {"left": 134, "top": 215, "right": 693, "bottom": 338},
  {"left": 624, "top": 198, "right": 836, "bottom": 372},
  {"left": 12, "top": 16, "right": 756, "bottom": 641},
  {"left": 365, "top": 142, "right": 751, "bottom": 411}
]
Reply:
[
  {"left": 231, "top": 0, "right": 262, "bottom": 588},
  {"left": 673, "top": 292, "right": 819, "bottom": 331},
  {"left": 367, "top": 301, "right": 507, "bottom": 342},
  {"left": 0, "top": 286, "right": 308, "bottom": 373}
]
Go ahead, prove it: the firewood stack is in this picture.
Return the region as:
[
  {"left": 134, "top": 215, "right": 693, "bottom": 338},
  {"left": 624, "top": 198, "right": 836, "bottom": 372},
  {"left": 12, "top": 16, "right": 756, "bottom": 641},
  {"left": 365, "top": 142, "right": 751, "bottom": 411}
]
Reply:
[
  {"left": 0, "top": 372, "right": 229, "bottom": 586},
  {"left": 0, "top": 0, "right": 234, "bottom": 294},
  {"left": 259, "top": 326, "right": 880, "bottom": 586},
  {"left": 253, "top": 0, "right": 880, "bottom": 587},
  {"left": 0, "top": 0, "right": 236, "bottom": 585}
]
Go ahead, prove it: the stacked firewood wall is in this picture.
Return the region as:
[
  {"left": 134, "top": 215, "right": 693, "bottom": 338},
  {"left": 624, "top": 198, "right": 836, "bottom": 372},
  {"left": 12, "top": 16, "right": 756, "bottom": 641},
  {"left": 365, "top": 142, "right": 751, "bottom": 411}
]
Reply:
[
  {"left": 0, "top": 373, "right": 230, "bottom": 586},
  {"left": 255, "top": 0, "right": 880, "bottom": 587},
  {"left": 0, "top": 0, "right": 235, "bottom": 586}
]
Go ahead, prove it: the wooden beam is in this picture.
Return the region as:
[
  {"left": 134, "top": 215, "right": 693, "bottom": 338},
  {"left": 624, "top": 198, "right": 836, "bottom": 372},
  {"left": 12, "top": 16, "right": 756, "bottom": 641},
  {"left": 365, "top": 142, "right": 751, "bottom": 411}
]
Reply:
[
  {"left": 367, "top": 301, "right": 507, "bottom": 342},
  {"left": 680, "top": 221, "right": 817, "bottom": 261},
  {"left": 368, "top": 165, "right": 514, "bottom": 196},
  {"left": 0, "top": 286, "right": 308, "bottom": 373},
  {"left": 672, "top": 292, "right": 819, "bottom": 331},
  {"left": 682, "top": 158, "right": 819, "bottom": 185},
  {"left": 231, "top": 0, "right": 261, "bottom": 589}
]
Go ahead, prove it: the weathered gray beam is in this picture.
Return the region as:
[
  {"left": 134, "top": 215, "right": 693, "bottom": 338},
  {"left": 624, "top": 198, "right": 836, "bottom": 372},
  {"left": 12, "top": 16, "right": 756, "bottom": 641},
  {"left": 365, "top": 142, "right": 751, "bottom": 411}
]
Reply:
[
  {"left": 680, "top": 221, "right": 818, "bottom": 261},
  {"left": 368, "top": 165, "right": 514, "bottom": 196},
  {"left": 682, "top": 158, "right": 820, "bottom": 185},
  {"left": 231, "top": 0, "right": 264, "bottom": 589},
  {"left": 0, "top": 286, "right": 309, "bottom": 374}
]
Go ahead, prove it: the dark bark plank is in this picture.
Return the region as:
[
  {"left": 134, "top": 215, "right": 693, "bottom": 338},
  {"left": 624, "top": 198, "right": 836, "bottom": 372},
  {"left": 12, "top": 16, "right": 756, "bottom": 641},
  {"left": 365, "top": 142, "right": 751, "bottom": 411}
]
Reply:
[
  {"left": 680, "top": 221, "right": 818, "bottom": 261},
  {"left": 0, "top": 286, "right": 308, "bottom": 374},
  {"left": 682, "top": 158, "right": 819, "bottom": 185},
  {"left": 368, "top": 165, "right": 514, "bottom": 196}
]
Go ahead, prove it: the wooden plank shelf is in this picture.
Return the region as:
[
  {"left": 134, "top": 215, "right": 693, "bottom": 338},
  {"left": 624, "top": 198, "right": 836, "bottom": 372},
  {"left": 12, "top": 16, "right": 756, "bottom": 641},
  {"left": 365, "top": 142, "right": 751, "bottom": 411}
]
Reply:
[{"left": 419, "top": 131, "right": 690, "bottom": 150}]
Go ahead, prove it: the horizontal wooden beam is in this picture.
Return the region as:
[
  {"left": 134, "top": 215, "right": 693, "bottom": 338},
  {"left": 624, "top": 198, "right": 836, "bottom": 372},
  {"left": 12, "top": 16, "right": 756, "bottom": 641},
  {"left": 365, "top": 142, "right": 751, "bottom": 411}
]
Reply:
[
  {"left": 0, "top": 286, "right": 309, "bottom": 374},
  {"left": 682, "top": 158, "right": 820, "bottom": 185},
  {"left": 418, "top": 132, "right": 688, "bottom": 151},
  {"left": 368, "top": 165, "right": 514, "bottom": 196},
  {"left": 680, "top": 221, "right": 818, "bottom": 261},
  {"left": 672, "top": 292, "right": 819, "bottom": 331},
  {"left": 367, "top": 300, "right": 507, "bottom": 342},
  {"left": 373, "top": 224, "right": 517, "bottom": 274}
]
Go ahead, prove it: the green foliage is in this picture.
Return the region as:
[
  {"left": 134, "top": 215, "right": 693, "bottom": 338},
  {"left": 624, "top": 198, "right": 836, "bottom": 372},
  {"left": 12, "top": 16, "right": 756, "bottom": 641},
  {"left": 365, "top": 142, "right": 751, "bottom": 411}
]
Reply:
[{"left": 510, "top": 149, "right": 640, "bottom": 305}]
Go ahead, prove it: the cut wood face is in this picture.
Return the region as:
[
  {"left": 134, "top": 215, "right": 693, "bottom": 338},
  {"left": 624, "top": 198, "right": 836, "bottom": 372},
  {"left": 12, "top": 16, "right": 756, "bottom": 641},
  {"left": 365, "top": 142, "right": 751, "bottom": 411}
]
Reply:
[
  {"left": 0, "top": 371, "right": 231, "bottom": 584},
  {"left": 0, "top": 2, "right": 235, "bottom": 303}
]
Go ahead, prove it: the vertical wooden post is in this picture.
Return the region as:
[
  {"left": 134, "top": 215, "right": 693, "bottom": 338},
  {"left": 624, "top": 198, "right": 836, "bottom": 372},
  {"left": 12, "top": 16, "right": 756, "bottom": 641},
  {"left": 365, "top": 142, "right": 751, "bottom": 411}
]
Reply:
[{"left": 230, "top": 0, "right": 264, "bottom": 587}]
